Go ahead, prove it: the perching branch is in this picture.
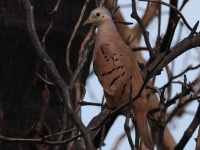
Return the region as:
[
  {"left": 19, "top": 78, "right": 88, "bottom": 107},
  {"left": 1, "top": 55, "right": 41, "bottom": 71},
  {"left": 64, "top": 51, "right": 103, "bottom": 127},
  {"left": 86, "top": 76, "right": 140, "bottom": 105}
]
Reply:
[
  {"left": 142, "top": 21, "right": 200, "bottom": 80},
  {"left": 175, "top": 103, "right": 200, "bottom": 150}
]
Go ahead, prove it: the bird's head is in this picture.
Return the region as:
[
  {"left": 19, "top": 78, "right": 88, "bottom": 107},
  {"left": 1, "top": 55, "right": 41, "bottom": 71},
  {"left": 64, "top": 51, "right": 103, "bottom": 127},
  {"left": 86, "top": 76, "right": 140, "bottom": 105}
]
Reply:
[{"left": 84, "top": 7, "right": 112, "bottom": 26}]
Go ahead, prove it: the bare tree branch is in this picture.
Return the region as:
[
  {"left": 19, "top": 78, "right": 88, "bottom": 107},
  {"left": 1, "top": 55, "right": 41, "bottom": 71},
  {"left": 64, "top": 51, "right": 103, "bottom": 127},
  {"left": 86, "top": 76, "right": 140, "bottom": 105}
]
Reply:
[
  {"left": 22, "top": 0, "right": 95, "bottom": 149},
  {"left": 131, "top": 0, "right": 156, "bottom": 59},
  {"left": 195, "top": 125, "right": 200, "bottom": 150},
  {"left": 175, "top": 103, "right": 200, "bottom": 150},
  {"left": 66, "top": 0, "right": 91, "bottom": 75},
  {"left": 142, "top": 22, "right": 200, "bottom": 80}
]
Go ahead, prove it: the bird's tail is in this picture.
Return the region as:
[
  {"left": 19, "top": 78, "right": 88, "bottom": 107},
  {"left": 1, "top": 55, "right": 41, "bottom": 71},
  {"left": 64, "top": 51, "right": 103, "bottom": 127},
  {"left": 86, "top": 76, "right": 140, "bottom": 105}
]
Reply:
[{"left": 132, "top": 103, "right": 154, "bottom": 150}]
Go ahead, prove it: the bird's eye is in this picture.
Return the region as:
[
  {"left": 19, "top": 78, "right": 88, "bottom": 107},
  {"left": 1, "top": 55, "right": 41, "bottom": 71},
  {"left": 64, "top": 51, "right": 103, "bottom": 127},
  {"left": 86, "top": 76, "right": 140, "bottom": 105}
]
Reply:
[{"left": 96, "top": 12, "right": 100, "bottom": 17}]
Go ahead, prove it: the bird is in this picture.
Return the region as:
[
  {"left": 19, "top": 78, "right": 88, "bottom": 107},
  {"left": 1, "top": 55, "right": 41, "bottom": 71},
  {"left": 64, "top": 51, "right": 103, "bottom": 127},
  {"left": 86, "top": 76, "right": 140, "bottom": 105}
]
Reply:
[{"left": 84, "top": 7, "right": 154, "bottom": 150}]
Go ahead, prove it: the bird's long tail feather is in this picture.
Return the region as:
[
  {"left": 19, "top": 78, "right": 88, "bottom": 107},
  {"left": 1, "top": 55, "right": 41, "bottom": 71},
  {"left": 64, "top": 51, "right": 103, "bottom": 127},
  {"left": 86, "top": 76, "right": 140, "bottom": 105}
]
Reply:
[{"left": 132, "top": 103, "right": 154, "bottom": 150}]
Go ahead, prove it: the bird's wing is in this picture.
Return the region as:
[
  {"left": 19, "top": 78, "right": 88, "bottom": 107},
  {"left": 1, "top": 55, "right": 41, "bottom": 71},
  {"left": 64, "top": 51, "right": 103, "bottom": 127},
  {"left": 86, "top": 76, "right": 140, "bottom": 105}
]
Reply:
[
  {"left": 93, "top": 42, "right": 154, "bottom": 149},
  {"left": 93, "top": 42, "right": 143, "bottom": 108}
]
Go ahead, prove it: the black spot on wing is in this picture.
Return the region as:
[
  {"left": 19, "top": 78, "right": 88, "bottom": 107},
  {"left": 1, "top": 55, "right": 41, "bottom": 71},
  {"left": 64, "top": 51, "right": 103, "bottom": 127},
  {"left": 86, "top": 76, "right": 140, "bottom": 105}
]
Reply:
[
  {"left": 116, "top": 66, "right": 121, "bottom": 70},
  {"left": 110, "top": 75, "right": 120, "bottom": 87},
  {"left": 119, "top": 83, "right": 127, "bottom": 100},
  {"left": 101, "top": 48, "right": 105, "bottom": 54},
  {"left": 101, "top": 68, "right": 116, "bottom": 77},
  {"left": 107, "top": 68, "right": 116, "bottom": 75},
  {"left": 116, "top": 65, "right": 125, "bottom": 70},
  {"left": 102, "top": 73, "right": 106, "bottom": 77},
  {"left": 130, "top": 75, "right": 132, "bottom": 80}
]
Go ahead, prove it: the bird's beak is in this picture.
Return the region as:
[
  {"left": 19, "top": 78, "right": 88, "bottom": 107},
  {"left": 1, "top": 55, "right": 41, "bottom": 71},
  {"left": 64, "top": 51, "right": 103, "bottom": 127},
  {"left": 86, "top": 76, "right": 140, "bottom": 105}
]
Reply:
[{"left": 83, "top": 18, "right": 92, "bottom": 26}]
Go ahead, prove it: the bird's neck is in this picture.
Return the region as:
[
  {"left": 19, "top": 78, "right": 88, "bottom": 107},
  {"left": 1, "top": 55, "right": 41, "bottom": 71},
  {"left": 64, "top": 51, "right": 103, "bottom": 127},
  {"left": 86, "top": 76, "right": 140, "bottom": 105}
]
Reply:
[{"left": 95, "top": 21, "right": 122, "bottom": 49}]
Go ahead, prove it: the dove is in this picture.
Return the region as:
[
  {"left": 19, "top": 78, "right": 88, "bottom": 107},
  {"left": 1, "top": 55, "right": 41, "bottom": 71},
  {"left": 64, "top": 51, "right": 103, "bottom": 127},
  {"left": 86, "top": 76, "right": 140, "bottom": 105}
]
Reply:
[{"left": 84, "top": 7, "right": 153, "bottom": 150}]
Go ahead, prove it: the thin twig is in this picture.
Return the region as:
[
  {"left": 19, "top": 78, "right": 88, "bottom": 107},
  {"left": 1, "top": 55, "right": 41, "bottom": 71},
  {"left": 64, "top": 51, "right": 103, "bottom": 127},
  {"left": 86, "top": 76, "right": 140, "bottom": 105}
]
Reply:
[
  {"left": 160, "top": 63, "right": 200, "bottom": 90},
  {"left": 140, "top": 0, "right": 196, "bottom": 33},
  {"left": 46, "top": 127, "right": 77, "bottom": 139},
  {"left": 165, "top": 65, "right": 173, "bottom": 99},
  {"left": 133, "top": 119, "right": 140, "bottom": 150},
  {"left": 35, "top": 72, "right": 54, "bottom": 85},
  {"left": 112, "top": 125, "right": 134, "bottom": 150},
  {"left": 124, "top": 84, "right": 136, "bottom": 150},
  {"left": 195, "top": 125, "right": 200, "bottom": 150},
  {"left": 28, "top": 84, "right": 51, "bottom": 149},
  {"left": 166, "top": 75, "right": 188, "bottom": 125},
  {"left": 99, "top": 125, "right": 105, "bottom": 150},
  {"left": 0, "top": 133, "right": 81, "bottom": 145},
  {"left": 41, "top": 20, "right": 54, "bottom": 44},
  {"left": 158, "top": 87, "right": 166, "bottom": 150},
  {"left": 68, "top": 29, "right": 95, "bottom": 91},
  {"left": 113, "top": 20, "right": 133, "bottom": 25},
  {"left": 141, "top": 31, "right": 200, "bottom": 80},
  {"left": 66, "top": 0, "right": 91, "bottom": 75},
  {"left": 110, "top": 0, "right": 118, "bottom": 15},
  {"left": 132, "top": 47, "right": 148, "bottom": 51},
  {"left": 155, "top": 1, "right": 161, "bottom": 52},
  {"left": 42, "top": 0, "right": 61, "bottom": 44},
  {"left": 79, "top": 101, "right": 102, "bottom": 106},
  {"left": 175, "top": 103, "right": 200, "bottom": 150},
  {"left": 149, "top": 73, "right": 200, "bottom": 115},
  {"left": 124, "top": 117, "right": 136, "bottom": 150},
  {"left": 146, "top": 84, "right": 161, "bottom": 96},
  {"left": 54, "top": 108, "right": 68, "bottom": 150},
  {"left": 131, "top": 0, "right": 155, "bottom": 59},
  {"left": 22, "top": 0, "right": 95, "bottom": 149},
  {"left": 49, "top": 0, "right": 62, "bottom": 14}
]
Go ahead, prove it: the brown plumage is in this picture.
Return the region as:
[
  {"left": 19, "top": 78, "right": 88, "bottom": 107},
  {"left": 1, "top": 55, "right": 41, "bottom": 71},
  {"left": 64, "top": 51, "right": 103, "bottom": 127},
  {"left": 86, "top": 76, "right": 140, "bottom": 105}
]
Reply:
[{"left": 84, "top": 7, "right": 153, "bottom": 150}]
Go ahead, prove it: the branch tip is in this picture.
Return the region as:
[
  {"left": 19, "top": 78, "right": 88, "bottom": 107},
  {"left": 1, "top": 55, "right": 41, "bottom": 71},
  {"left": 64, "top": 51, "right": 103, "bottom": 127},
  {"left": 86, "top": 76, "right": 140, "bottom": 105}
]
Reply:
[{"left": 188, "top": 21, "right": 199, "bottom": 38}]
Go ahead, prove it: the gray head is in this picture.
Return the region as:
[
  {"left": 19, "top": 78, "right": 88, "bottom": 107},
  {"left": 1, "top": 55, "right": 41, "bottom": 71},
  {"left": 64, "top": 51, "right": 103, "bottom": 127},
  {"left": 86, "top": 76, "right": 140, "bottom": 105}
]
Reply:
[{"left": 84, "top": 7, "right": 112, "bottom": 26}]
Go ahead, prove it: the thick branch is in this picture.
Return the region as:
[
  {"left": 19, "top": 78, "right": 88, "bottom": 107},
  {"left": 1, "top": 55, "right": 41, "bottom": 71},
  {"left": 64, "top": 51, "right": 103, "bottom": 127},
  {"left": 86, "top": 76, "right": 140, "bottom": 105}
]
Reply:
[
  {"left": 174, "top": 103, "right": 200, "bottom": 150},
  {"left": 159, "top": 0, "right": 179, "bottom": 53},
  {"left": 142, "top": 32, "right": 200, "bottom": 79}
]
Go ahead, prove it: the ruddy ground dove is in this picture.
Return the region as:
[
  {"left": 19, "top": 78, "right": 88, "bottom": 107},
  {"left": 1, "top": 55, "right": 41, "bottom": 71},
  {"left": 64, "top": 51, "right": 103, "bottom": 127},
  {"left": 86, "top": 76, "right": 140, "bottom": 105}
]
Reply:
[{"left": 84, "top": 7, "right": 153, "bottom": 150}]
